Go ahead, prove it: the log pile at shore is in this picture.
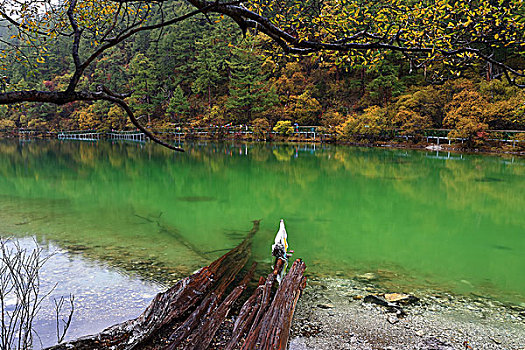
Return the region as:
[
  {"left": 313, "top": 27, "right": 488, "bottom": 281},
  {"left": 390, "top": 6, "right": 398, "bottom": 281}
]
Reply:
[{"left": 46, "top": 220, "right": 307, "bottom": 350}]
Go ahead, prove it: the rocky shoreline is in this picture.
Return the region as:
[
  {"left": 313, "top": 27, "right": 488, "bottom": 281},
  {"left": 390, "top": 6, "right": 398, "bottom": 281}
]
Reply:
[{"left": 290, "top": 277, "right": 525, "bottom": 350}]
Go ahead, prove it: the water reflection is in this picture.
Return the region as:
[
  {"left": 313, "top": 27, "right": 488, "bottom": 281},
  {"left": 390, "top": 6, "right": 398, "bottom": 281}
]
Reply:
[
  {"left": 0, "top": 140, "right": 524, "bottom": 304},
  {"left": 0, "top": 237, "right": 163, "bottom": 349}
]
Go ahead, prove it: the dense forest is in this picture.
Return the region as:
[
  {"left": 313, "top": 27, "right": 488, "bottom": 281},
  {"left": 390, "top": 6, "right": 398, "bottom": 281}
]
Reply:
[{"left": 1, "top": 1, "right": 524, "bottom": 145}]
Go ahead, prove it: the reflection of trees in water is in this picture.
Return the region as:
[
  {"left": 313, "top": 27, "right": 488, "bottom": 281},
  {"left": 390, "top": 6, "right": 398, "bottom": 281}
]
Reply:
[
  {"left": 272, "top": 147, "right": 294, "bottom": 162},
  {"left": 250, "top": 146, "right": 270, "bottom": 163},
  {"left": 439, "top": 158, "right": 524, "bottom": 226},
  {"left": 0, "top": 141, "right": 523, "bottom": 213},
  {"left": 1, "top": 141, "right": 523, "bottom": 222}
]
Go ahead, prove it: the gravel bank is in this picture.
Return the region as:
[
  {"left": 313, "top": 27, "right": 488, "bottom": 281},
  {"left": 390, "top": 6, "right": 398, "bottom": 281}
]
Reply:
[{"left": 290, "top": 277, "right": 525, "bottom": 350}]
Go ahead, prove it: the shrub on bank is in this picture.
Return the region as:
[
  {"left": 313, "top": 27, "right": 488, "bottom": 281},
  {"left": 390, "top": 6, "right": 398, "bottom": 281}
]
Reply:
[
  {"left": 336, "top": 106, "right": 392, "bottom": 142},
  {"left": 273, "top": 120, "right": 294, "bottom": 136}
]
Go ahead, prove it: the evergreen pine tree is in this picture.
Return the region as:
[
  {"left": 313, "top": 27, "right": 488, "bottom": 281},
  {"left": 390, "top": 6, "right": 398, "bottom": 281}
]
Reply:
[
  {"left": 191, "top": 24, "right": 230, "bottom": 111},
  {"left": 129, "top": 53, "right": 161, "bottom": 126},
  {"left": 167, "top": 85, "right": 190, "bottom": 126},
  {"left": 226, "top": 39, "right": 277, "bottom": 124}
]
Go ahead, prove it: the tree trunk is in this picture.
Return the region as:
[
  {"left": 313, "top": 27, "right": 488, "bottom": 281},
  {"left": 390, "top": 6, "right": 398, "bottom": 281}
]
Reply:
[
  {"left": 45, "top": 220, "right": 307, "bottom": 350},
  {"left": 240, "top": 259, "right": 306, "bottom": 350}
]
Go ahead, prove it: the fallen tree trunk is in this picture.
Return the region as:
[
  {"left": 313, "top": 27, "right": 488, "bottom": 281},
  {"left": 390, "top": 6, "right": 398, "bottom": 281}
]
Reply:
[
  {"left": 241, "top": 259, "right": 307, "bottom": 350},
  {"left": 224, "top": 276, "right": 266, "bottom": 350},
  {"left": 178, "top": 262, "right": 257, "bottom": 350},
  {"left": 46, "top": 220, "right": 307, "bottom": 350}
]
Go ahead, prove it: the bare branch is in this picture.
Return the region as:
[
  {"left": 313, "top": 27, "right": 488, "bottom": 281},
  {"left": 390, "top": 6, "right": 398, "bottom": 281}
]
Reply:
[
  {"left": 54, "top": 294, "right": 74, "bottom": 344},
  {"left": 103, "top": 95, "right": 185, "bottom": 152},
  {"left": 0, "top": 88, "right": 185, "bottom": 152},
  {"left": 0, "top": 238, "right": 62, "bottom": 350}
]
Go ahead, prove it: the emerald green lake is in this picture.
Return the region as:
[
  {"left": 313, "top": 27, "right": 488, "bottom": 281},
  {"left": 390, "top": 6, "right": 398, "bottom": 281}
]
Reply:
[{"left": 1, "top": 140, "right": 524, "bottom": 305}]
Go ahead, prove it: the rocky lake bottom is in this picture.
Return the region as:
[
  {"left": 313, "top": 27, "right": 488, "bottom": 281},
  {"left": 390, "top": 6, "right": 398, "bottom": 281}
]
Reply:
[{"left": 290, "top": 277, "right": 525, "bottom": 350}]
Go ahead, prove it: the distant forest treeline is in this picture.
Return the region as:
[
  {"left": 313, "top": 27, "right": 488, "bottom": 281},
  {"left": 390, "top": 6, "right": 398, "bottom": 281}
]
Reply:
[{"left": 1, "top": 1, "right": 524, "bottom": 144}]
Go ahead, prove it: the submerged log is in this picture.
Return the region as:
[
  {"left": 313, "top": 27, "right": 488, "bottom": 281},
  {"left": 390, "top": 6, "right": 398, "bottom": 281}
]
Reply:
[
  {"left": 45, "top": 219, "right": 307, "bottom": 350},
  {"left": 134, "top": 212, "right": 209, "bottom": 260}
]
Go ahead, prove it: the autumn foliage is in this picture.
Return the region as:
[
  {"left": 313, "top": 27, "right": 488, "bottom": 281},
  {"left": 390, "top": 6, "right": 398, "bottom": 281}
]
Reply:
[{"left": 0, "top": 0, "right": 524, "bottom": 151}]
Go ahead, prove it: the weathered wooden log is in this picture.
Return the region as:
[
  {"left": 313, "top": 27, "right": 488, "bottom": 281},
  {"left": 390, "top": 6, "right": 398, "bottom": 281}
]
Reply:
[
  {"left": 240, "top": 258, "right": 286, "bottom": 349},
  {"left": 45, "top": 220, "right": 307, "bottom": 350},
  {"left": 46, "top": 220, "right": 260, "bottom": 350},
  {"left": 241, "top": 259, "right": 307, "bottom": 350},
  {"left": 132, "top": 223, "right": 256, "bottom": 349},
  {"left": 224, "top": 276, "right": 266, "bottom": 350},
  {"left": 163, "top": 262, "right": 257, "bottom": 350},
  {"left": 162, "top": 288, "right": 219, "bottom": 348},
  {"left": 180, "top": 262, "right": 257, "bottom": 350}
]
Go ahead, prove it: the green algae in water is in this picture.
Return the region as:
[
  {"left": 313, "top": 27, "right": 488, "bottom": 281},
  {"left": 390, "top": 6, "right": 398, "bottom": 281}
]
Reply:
[{"left": 0, "top": 140, "right": 524, "bottom": 304}]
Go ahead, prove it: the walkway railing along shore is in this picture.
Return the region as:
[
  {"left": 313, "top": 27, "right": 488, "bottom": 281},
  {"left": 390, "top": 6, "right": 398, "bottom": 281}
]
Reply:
[{"left": 4, "top": 126, "right": 525, "bottom": 148}]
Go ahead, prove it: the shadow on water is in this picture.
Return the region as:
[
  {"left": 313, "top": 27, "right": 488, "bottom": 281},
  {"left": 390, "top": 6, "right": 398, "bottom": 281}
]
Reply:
[
  {"left": 177, "top": 196, "right": 217, "bottom": 202},
  {"left": 475, "top": 177, "right": 505, "bottom": 182},
  {"left": 492, "top": 244, "right": 513, "bottom": 251}
]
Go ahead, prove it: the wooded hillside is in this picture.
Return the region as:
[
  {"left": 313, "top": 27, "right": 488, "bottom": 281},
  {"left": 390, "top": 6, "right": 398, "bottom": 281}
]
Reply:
[{"left": 1, "top": 1, "right": 524, "bottom": 138}]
